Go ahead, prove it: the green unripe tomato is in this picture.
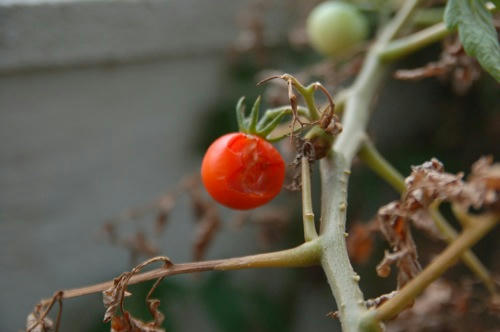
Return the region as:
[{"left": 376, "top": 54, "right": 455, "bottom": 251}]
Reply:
[{"left": 306, "top": 1, "right": 368, "bottom": 57}]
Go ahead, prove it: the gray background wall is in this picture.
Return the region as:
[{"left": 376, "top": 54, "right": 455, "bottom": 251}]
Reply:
[{"left": 1, "top": 1, "right": 321, "bottom": 331}]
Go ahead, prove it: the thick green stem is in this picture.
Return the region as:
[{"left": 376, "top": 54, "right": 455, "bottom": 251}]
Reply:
[
  {"left": 302, "top": 157, "right": 319, "bottom": 241},
  {"left": 320, "top": 154, "right": 369, "bottom": 331},
  {"left": 374, "top": 213, "right": 499, "bottom": 321},
  {"left": 61, "top": 240, "right": 322, "bottom": 299},
  {"left": 358, "top": 139, "right": 406, "bottom": 193},
  {"left": 379, "top": 22, "right": 449, "bottom": 61},
  {"left": 412, "top": 7, "right": 445, "bottom": 26},
  {"left": 318, "top": 1, "right": 421, "bottom": 331}
]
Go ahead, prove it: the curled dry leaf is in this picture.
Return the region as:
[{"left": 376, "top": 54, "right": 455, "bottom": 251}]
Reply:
[
  {"left": 155, "top": 194, "right": 176, "bottom": 234},
  {"left": 26, "top": 313, "right": 53, "bottom": 332},
  {"left": 346, "top": 221, "right": 376, "bottom": 264},
  {"left": 365, "top": 291, "right": 398, "bottom": 309},
  {"left": 377, "top": 156, "right": 499, "bottom": 288},
  {"left": 405, "top": 158, "right": 477, "bottom": 210},
  {"left": 186, "top": 179, "right": 211, "bottom": 220},
  {"left": 468, "top": 156, "right": 500, "bottom": 211},
  {"left": 185, "top": 176, "right": 222, "bottom": 261},
  {"left": 376, "top": 202, "right": 422, "bottom": 288},
  {"left": 111, "top": 312, "right": 165, "bottom": 332},
  {"left": 103, "top": 257, "right": 172, "bottom": 331},
  {"left": 103, "top": 275, "right": 133, "bottom": 324},
  {"left": 193, "top": 207, "right": 221, "bottom": 261},
  {"left": 386, "top": 278, "right": 499, "bottom": 332},
  {"left": 405, "top": 157, "right": 499, "bottom": 212},
  {"left": 394, "top": 36, "right": 482, "bottom": 95},
  {"left": 26, "top": 292, "right": 63, "bottom": 332},
  {"left": 286, "top": 136, "right": 314, "bottom": 191},
  {"left": 326, "top": 311, "right": 340, "bottom": 320}
]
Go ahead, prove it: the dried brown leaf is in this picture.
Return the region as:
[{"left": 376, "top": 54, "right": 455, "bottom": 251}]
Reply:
[
  {"left": 103, "top": 275, "right": 133, "bottom": 323},
  {"left": 377, "top": 249, "right": 407, "bottom": 278},
  {"left": 405, "top": 157, "right": 498, "bottom": 211},
  {"left": 193, "top": 207, "right": 220, "bottom": 261},
  {"left": 111, "top": 312, "right": 165, "bottom": 332},
  {"left": 377, "top": 202, "right": 422, "bottom": 287},
  {"left": 468, "top": 156, "right": 500, "bottom": 210},
  {"left": 154, "top": 194, "right": 175, "bottom": 234},
  {"left": 26, "top": 313, "right": 54, "bottom": 332},
  {"left": 326, "top": 311, "right": 339, "bottom": 319},
  {"left": 394, "top": 60, "right": 452, "bottom": 80},
  {"left": 394, "top": 35, "right": 481, "bottom": 95},
  {"left": 384, "top": 279, "right": 497, "bottom": 332},
  {"left": 377, "top": 157, "right": 499, "bottom": 289},
  {"left": 365, "top": 291, "right": 398, "bottom": 309},
  {"left": 187, "top": 185, "right": 211, "bottom": 220},
  {"left": 347, "top": 222, "right": 376, "bottom": 264},
  {"left": 155, "top": 212, "right": 169, "bottom": 234},
  {"left": 26, "top": 292, "right": 63, "bottom": 332},
  {"left": 103, "top": 257, "right": 172, "bottom": 328}
]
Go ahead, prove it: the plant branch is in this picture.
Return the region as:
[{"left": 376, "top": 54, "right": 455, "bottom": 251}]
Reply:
[
  {"left": 379, "top": 22, "right": 449, "bottom": 61},
  {"left": 318, "top": 1, "right": 421, "bottom": 331},
  {"left": 358, "top": 138, "right": 496, "bottom": 294},
  {"left": 55, "top": 240, "right": 321, "bottom": 300},
  {"left": 373, "top": 212, "right": 499, "bottom": 321},
  {"left": 302, "top": 157, "right": 319, "bottom": 241},
  {"left": 429, "top": 203, "right": 497, "bottom": 294},
  {"left": 358, "top": 139, "right": 406, "bottom": 193},
  {"left": 412, "top": 7, "right": 445, "bottom": 26}
]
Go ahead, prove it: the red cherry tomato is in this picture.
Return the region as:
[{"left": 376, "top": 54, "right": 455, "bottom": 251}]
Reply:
[{"left": 201, "top": 132, "right": 285, "bottom": 210}]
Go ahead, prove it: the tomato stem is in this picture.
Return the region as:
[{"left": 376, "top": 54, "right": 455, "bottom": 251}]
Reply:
[
  {"left": 301, "top": 157, "right": 319, "bottom": 241},
  {"left": 257, "top": 106, "right": 309, "bottom": 139},
  {"left": 46, "top": 240, "right": 322, "bottom": 300},
  {"left": 318, "top": 1, "right": 423, "bottom": 331},
  {"left": 378, "top": 22, "right": 449, "bottom": 61}
]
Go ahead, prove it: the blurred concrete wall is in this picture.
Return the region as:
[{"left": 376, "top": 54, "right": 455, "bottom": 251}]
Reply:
[{"left": 0, "top": 1, "right": 305, "bottom": 331}]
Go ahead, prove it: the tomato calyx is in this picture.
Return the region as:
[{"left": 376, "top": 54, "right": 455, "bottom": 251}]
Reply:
[
  {"left": 236, "top": 95, "right": 294, "bottom": 141},
  {"left": 236, "top": 74, "right": 342, "bottom": 161}
]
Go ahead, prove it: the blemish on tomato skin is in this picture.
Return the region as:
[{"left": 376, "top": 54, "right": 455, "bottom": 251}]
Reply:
[{"left": 226, "top": 135, "right": 279, "bottom": 196}]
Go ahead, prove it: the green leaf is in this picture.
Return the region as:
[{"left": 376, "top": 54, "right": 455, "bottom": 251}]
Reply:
[{"left": 444, "top": 0, "right": 500, "bottom": 81}]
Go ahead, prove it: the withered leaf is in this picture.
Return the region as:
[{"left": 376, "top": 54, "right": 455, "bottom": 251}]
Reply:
[
  {"left": 365, "top": 291, "right": 398, "bottom": 308},
  {"left": 193, "top": 207, "right": 220, "bottom": 261},
  {"left": 103, "top": 274, "right": 133, "bottom": 323},
  {"left": 394, "top": 35, "right": 481, "bottom": 95},
  {"left": 111, "top": 312, "right": 165, "bottom": 332},
  {"left": 26, "top": 312, "right": 54, "bottom": 332},
  {"left": 376, "top": 156, "right": 499, "bottom": 289},
  {"left": 405, "top": 157, "right": 498, "bottom": 211},
  {"left": 394, "top": 61, "right": 452, "bottom": 80},
  {"left": 26, "top": 292, "right": 63, "bottom": 332},
  {"left": 377, "top": 202, "right": 422, "bottom": 288},
  {"left": 104, "top": 257, "right": 172, "bottom": 331},
  {"left": 347, "top": 222, "right": 376, "bottom": 264}
]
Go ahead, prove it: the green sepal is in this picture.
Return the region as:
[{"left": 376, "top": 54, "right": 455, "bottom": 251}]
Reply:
[
  {"left": 248, "top": 95, "right": 262, "bottom": 133},
  {"left": 235, "top": 96, "right": 246, "bottom": 132}
]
